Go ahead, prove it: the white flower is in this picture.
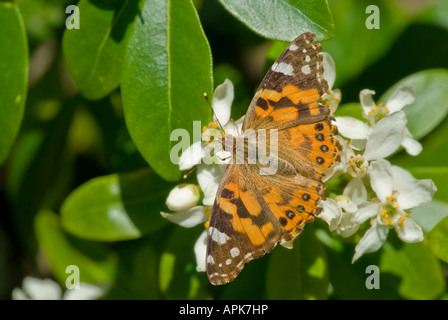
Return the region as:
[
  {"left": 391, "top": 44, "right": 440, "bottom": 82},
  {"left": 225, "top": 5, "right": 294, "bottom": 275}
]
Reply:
[
  {"left": 12, "top": 277, "right": 106, "bottom": 300},
  {"left": 320, "top": 52, "right": 341, "bottom": 112},
  {"left": 337, "top": 85, "right": 421, "bottom": 156},
  {"left": 352, "top": 159, "right": 436, "bottom": 262},
  {"left": 178, "top": 79, "right": 241, "bottom": 171},
  {"left": 319, "top": 177, "right": 372, "bottom": 237}
]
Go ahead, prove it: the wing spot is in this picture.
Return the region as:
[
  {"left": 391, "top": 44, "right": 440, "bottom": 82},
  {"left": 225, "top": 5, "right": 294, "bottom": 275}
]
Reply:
[
  {"left": 230, "top": 247, "right": 240, "bottom": 258},
  {"left": 285, "top": 210, "right": 296, "bottom": 220},
  {"left": 301, "top": 65, "right": 311, "bottom": 74},
  {"left": 279, "top": 217, "right": 288, "bottom": 226}
]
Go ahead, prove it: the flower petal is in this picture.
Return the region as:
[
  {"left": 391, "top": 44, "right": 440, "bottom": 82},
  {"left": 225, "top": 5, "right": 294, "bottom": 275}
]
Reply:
[
  {"left": 396, "top": 179, "right": 437, "bottom": 210},
  {"left": 401, "top": 127, "right": 422, "bottom": 156},
  {"left": 335, "top": 116, "right": 370, "bottom": 140},
  {"left": 20, "top": 277, "right": 62, "bottom": 300},
  {"left": 386, "top": 85, "right": 415, "bottom": 113},
  {"left": 369, "top": 159, "right": 394, "bottom": 202},
  {"left": 321, "top": 52, "right": 336, "bottom": 89},
  {"left": 160, "top": 206, "right": 208, "bottom": 228},
  {"left": 212, "top": 79, "right": 234, "bottom": 126},
  {"left": 178, "top": 140, "right": 202, "bottom": 171},
  {"left": 343, "top": 177, "right": 367, "bottom": 205},
  {"left": 166, "top": 184, "right": 200, "bottom": 212},
  {"left": 395, "top": 218, "right": 423, "bottom": 243},
  {"left": 356, "top": 202, "right": 379, "bottom": 224},
  {"left": 63, "top": 283, "right": 107, "bottom": 300},
  {"left": 359, "top": 89, "right": 376, "bottom": 114},
  {"left": 194, "top": 230, "right": 208, "bottom": 272},
  {"left": 352, "top": 221, "right": 389, "bottom": 263},
  {"left": 318, "top": 199, "right": 342, "bottom": 232},
  {"left": 197, "top": 164, "right": 222, "bottom": 206},
  {"left": 363, "top": 111, "right": 407, "bottom": 161}
]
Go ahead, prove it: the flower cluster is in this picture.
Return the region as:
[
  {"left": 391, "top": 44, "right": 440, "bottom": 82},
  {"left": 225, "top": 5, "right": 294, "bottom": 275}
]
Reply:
[
  {"left": 160, "top": 52, "right": 436, "bottom": 270},
  {"left": 320, "top": 82, "right": 436, "bottom": 262}
]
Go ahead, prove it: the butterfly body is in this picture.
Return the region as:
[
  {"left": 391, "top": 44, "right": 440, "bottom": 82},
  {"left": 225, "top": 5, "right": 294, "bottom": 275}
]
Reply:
[{"left": 207, "top": 33, "right": 341, "bottom": 285}]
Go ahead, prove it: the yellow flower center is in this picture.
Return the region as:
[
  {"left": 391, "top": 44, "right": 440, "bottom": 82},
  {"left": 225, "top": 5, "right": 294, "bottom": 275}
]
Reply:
[{"left": 347, "top": 154, "right": 367, "bottom": 177}]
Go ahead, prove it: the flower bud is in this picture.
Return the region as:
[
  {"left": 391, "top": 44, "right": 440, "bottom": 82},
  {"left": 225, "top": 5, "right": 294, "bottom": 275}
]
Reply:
[{"left": 166, "top": 184, "right": 200, "bottom": 212}]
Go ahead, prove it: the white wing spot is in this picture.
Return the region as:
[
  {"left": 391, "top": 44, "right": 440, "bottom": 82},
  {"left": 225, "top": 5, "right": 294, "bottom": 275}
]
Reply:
[
  {"left": 209, "top": 227, "right": 230, "bottom": 244},
  {"left": 230, "top": 247, "right": 240, "bottom": 258},
  {"left": 289, "top": 44, "right": 299, "bottom": 51},
  {"left": 207, "top": 255, "right": 215, "bottom": 265},
  {"left": 302, "top": 65, "right": 311, "bottom": 75},
  {"left": 305, "top": 55, "right": 311, "bottom": 63},
  {"left": 226, "top": 259, "right": 232, "bottom": 265},
  {"left": 275, "top": 62, "right": 294, "bottom": 76},
  {"left": 303, "top": 49, "right": 307, "bottom": 53}
]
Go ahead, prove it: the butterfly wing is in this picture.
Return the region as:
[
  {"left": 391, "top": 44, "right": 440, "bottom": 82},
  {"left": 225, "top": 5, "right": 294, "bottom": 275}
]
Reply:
[{"left": 206, "top": 163, "right": 282, "bottom": 285}]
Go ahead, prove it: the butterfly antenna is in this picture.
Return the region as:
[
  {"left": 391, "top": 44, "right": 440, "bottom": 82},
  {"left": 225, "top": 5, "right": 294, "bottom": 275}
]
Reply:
[
  {"left": 183, "top": 166, "right": 198, "bottom": 179},
  {"left": 204, "top": 92, "right": 225, "bottom": 133}
]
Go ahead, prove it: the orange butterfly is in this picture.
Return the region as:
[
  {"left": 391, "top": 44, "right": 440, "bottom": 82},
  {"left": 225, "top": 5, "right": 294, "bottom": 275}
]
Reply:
[{"left": 206, "top": 33, "right": 341, "bottom": 285}]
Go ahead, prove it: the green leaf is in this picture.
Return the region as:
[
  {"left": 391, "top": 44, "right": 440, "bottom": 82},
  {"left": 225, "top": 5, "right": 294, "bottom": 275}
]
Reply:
[
  {"left": 379, "top": 69, "right": 448, "bottom": 141},
  {"left": 63, "top": 0, "right": 141, "bottom": 100},
  {"left": 380, "top": 241, "right": 445, "bottom": 300},
  {"left": 159, "top": 226, "right": 209, "bottom": 299},
  {"left": 411, "top": 200, "right": 448, "bottom": 234},
  {"left": 218, "top": 0, "right": 334, "bottom": 42},
  {"left": 265, "top": 227, "right": 329, "bottom": 299},
  {"left": 406, "top": 167, "right": 448, "bottom": 204},
  {"left": 0, "top": 2, "right": 28, "bottom": 165},
  {"left": 35, "top": 210, "right": 117, "bottom": 285},
  {"left": 426, "top": 217, "right": 448, "bottom": 264},
  {"left": 61, "top": 168, "right": 173, "bottom": 241},
  {"left": 417, "top": 0, "right": 448, "bottom": 31},
  {"left": 121, "top": 0, "right": 213, "bottom": 182},
  {"left": 323, "top": 0, "right": 409, "bottom": 86}
]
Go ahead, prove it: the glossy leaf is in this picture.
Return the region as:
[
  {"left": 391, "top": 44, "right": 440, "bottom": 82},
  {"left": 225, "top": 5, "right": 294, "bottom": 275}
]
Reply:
[
  {"left": 121, "top": 0, "right": 213, "bottom": 181},
  {"left": 63, "top": 0, "right": 141, "bottom": 100},
  {"left": 0, "top": 2, "right": 28, "bottom": 165},
  {"left": 35, "top": 210, "right": 117, "bottom": 285},
  {"left": 380, "top": 241, "right": 445, "bottom": 300},
  {"left": 379, "top": 69, "right": 448, "bottom": 141},
  {"left": 411, "top": 200, "right": 448, "bottom": 234},
  {"left": 61, "top": 169, "right": 173, "bottom": 241},
  {"left": 426, "top": 217, "right": 448, "bottom": 263},
  {"left": 218, "top": 0, "right": 334, "bottom": 41}
]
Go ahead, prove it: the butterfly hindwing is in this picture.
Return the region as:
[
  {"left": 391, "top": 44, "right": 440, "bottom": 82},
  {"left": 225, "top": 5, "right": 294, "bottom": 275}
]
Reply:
[{"left": 207, "top": 164, "right": 281, "bottom": 285}]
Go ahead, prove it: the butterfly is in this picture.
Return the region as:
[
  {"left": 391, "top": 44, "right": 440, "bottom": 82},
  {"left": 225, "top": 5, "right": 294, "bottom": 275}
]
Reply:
[{"left": 206, "top": 32, "right": 342, "bottom": 285}]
